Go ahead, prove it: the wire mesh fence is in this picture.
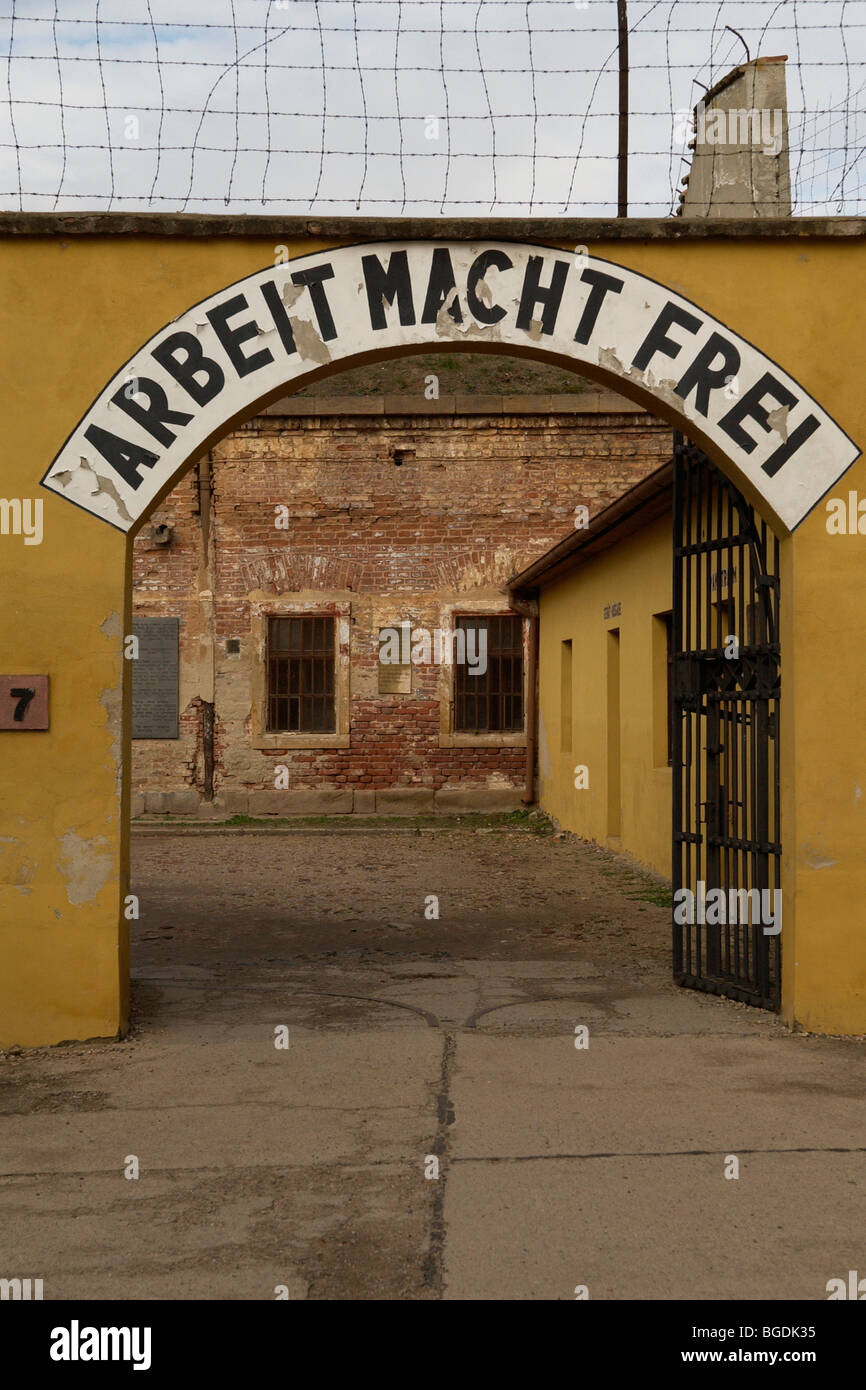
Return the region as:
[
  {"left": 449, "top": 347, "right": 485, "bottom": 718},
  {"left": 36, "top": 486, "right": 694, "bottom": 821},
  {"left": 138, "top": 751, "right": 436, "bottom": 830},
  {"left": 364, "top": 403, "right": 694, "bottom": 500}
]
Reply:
[{"left": 1, "top": 0, "right": 863, "bottom": 218}]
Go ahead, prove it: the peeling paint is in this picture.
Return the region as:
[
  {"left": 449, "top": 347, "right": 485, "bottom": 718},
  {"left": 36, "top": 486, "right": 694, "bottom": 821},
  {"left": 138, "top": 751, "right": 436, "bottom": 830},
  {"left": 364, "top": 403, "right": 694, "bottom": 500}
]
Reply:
[
  {"left": 597, "top": 347, "right": 685, "bottom": 413},
  {"left": 655, "top": 375, "right": 685, "bottom": 410},
  {"left": 280, "top": 280, "right": 306, "bottom": 310},
  {"left": 432, "top": 279, "right": 505, "bottom": 342},
  {"left": 767, "top": 403, "right": 790, "bottom": 441},
  {"left": 100, "top": 611, "right": 123, "bottom": 641},
  {"left": 52, "top": 457, "right": 133, "bottom": 524},
  {"left": 58, "top": 831, "right": 113, "bottom": 906},
  {"left": 258, "top": 282, "right": 305, "bottom": 335},
  {"left": 474, "top": 275, "right": 496, "bottom": 312},
  {"left": 99, "top": 682, "right": 123, "bottom": 801},
  {"left": 434, "top": 289, "right": 462, "bottom": 337},
  {"left": 598, "top": 345, "right": 626, "bottom": 377},
  {"left": 289, "top": 316, "right": 332, "bottom": 365}
]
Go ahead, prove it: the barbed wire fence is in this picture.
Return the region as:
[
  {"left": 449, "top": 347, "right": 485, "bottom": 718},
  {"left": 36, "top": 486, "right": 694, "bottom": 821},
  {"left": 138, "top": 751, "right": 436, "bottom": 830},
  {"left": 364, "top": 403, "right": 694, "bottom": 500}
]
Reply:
[{"left": 1, "top": 0, "right": 863, "bottom": 218}]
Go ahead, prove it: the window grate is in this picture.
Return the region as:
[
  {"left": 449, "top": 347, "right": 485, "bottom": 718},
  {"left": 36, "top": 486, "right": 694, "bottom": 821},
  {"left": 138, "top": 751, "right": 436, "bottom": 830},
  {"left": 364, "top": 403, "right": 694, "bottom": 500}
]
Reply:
[
  {"left": 267, "top": 615, "right": 336, "bottom": 733},
  {"left": 454, "top": 615, "right": 523, "bottom": 734}
]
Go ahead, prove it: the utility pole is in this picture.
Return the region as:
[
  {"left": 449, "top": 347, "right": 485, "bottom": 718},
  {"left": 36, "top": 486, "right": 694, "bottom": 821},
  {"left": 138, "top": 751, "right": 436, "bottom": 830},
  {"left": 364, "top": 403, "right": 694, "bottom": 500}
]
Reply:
[{"left": 617, "top": 0, "right": 629, "bottom": 216}]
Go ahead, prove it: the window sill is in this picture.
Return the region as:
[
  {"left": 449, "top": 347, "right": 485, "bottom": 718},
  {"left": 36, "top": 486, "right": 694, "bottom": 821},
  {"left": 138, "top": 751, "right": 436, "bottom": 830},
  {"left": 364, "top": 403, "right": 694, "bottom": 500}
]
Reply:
[
  {"left": 252, "top": 733, "right": 350, "bottom": 750},
  {"left": 440, "top": 731, "right": 527, "bottom": 749}
]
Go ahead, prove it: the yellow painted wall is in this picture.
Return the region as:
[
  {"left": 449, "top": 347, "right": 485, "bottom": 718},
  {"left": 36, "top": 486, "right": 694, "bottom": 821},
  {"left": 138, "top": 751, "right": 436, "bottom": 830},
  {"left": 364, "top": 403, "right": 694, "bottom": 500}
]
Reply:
[
  {"left": 0, "top": 233, "right": 321, "bottom": 1047},
  {"left": 537, "top": 514, "right": 672, "bottom": 876},
  {"left": 1, "top": 229, "right": 865, "bottom": 1040}
]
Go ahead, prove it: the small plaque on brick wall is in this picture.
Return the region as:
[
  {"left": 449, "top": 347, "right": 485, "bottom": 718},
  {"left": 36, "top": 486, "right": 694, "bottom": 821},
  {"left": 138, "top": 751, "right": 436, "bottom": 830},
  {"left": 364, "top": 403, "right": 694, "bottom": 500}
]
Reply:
[
  {"left": 132, "top": 618, "right": 179, "bottom": 739},
  {"left": 378, "top": 661, "right": 412, "bottom": 694}
]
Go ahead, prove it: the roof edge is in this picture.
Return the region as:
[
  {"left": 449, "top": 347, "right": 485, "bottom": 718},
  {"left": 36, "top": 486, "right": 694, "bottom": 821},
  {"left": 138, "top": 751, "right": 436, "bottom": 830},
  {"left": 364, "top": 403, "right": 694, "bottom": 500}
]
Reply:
[{"left": 0, "top": 213, "right": 863, "bottom": 239}]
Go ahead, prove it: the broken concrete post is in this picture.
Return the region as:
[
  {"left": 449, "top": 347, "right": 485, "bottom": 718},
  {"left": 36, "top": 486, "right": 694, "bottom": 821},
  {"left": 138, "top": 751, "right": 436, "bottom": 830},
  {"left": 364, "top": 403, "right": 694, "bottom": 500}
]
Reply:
[{"left": 678, "top": 57, "right": 791, "bottom": 218}]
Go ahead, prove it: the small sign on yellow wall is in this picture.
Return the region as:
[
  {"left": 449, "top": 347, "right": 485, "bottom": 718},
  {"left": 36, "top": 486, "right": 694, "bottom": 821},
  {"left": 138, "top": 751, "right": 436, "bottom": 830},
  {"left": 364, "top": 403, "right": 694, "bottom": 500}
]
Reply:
[{"left": 0, "top": 675, "right": 49, "bottom": 730}]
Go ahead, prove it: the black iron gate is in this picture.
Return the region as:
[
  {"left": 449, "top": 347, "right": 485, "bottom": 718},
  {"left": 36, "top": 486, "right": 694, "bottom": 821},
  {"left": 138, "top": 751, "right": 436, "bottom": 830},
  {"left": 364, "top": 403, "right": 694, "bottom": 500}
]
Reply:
[{"left": 672, "top": 436, "right": 782, "bottom": 1010}]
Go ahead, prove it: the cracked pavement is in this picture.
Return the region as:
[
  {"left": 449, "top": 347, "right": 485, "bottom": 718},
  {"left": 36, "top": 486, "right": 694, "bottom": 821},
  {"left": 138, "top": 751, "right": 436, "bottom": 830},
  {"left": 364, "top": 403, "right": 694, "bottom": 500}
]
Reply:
[{"left": 1, "top": 826, "right": 864, "bottom": 1300}]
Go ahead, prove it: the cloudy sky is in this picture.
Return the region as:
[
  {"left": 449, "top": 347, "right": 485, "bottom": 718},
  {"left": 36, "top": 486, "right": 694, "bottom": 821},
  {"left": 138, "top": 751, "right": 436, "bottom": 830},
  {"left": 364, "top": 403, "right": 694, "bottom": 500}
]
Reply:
[{"left": 1, "top": 0, "right": 862, "bottom": 216}]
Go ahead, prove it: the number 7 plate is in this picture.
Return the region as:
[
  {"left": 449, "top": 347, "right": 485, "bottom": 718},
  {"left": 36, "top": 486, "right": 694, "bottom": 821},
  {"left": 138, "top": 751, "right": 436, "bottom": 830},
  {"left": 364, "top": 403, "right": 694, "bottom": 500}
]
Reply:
[{"left": 0, "top": 675, "right": 49, "bottom": 730}]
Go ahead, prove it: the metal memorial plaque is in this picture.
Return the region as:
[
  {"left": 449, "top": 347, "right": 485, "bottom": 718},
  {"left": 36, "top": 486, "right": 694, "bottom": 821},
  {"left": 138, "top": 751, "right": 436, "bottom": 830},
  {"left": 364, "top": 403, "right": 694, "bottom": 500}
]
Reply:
[
  {"left": 378, "top": 661, "right": 412, "bottom": 695},
  {"left": 132, "top": 618, "right": 179, "bottom": 739}
]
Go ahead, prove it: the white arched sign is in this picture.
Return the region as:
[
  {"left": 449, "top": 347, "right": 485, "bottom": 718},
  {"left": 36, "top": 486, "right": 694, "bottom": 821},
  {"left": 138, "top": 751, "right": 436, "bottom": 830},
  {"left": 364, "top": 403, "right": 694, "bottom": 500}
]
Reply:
[{"left": 42, "top": 240, "right": 859, "bottom": 533}]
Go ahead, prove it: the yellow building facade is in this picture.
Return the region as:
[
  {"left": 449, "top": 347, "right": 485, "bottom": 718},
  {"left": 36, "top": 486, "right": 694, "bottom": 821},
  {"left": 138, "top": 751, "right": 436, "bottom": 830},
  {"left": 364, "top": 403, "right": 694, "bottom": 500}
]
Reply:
[
  {"left": 1, "top": 216, "right": 865, "bottom": 1041},
  {"left": 513, "top": 468, "right": 674, "bottom": 879}
]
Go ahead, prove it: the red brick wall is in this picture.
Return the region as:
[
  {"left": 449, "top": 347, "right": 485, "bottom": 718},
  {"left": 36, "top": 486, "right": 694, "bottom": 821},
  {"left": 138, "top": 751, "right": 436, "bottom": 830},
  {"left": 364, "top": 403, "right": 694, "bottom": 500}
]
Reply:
[{"left": 131, "top": 407, "right": 670, "bottom": 804}]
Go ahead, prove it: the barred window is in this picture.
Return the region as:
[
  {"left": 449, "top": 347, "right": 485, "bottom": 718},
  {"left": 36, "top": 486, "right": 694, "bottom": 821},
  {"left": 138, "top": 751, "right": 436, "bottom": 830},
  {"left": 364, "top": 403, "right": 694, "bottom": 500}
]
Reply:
[
  {"left": 454, "top": 615, "right": 524, "bottom": 734},
  {"left": 267, "top": 615, "right": 336, "bottom": 733}
]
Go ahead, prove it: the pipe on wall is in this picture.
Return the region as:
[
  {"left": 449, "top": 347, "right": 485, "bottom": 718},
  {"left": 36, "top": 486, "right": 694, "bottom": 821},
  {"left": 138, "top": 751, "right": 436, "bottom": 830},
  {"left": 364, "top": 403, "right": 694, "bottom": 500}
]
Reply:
[{"left": 509, "top": 595, "right": 539, "bottom": 806}]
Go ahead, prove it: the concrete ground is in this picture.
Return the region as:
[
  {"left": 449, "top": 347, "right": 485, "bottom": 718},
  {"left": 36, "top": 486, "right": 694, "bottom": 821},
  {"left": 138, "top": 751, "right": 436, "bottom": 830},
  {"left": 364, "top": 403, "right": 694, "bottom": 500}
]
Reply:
[{"left": 1, "top": 821, "right": 864, "bottom": 1301}]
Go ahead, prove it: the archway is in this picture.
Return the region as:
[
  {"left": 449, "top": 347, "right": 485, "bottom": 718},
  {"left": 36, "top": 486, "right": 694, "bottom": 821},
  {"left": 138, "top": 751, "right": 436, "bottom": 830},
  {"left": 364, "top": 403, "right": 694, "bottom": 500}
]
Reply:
[
  {"left": 1, "top": 220, "right": 864, "bottom": 1042},
  {"left": 43, "top": 239, "right": 856, "bottom": 536}
]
